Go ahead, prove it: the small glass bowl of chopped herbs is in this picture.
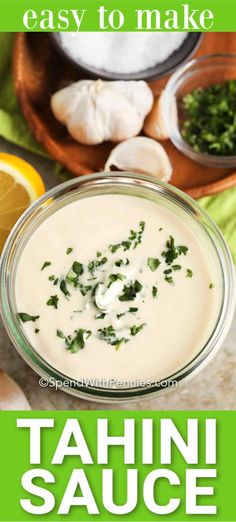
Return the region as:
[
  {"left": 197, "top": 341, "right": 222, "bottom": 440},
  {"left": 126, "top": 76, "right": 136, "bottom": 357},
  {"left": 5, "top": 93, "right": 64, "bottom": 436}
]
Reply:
[{"left": 163, "top": 54, "right": 236, "bottom": 167}]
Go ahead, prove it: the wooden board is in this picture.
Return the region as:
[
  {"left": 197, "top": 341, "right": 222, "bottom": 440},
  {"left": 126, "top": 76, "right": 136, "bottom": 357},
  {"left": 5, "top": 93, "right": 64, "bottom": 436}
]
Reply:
[{"left": 13, "top": 32, "right": 236, "bottom": 198}]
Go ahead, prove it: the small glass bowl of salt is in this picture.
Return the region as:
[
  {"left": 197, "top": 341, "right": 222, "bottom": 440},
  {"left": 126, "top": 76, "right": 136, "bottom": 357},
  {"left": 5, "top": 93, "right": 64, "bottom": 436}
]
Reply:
[{"left": 51, "top": 32, "right": 203, "bottom": 81}]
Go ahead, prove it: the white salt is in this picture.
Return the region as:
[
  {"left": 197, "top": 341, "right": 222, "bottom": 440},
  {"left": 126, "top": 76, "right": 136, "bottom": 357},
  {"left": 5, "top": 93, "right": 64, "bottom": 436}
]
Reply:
[{"left": 60, "top": 32, "right": 187, "bottom": 74}]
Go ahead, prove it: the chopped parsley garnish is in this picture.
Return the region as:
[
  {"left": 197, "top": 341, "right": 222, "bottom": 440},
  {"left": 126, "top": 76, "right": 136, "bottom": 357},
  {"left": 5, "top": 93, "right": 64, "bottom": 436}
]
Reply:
[
  {"left": 148, "top": 257, "right": 161, "bottom": 272},
  {"left": 119, "top": 280, "right": 143, "bottom": 301},
  {"left": 57, "top": 328, "right": 91, "bottom": 353},
  {"left": 88, "top": 256, "right": 108, "bottom": 274},
  {"left": 72, "top": 261, "right": 84, "bottom": 275},
  {"left": 129, "top": 307, "right": 138, "bottom": 313},
  {"left": 67, "top": 261, "right": 84, "bottom": 286},
  {"left": 164, "top": 275, "right": 173, "bottom": 284},
  {"left": 107, "top": 273, "right": 125, "bottom": 288},
  {"left": 181, "top": 80, "right": 236, "bottom": 156},
  {"left": 158, "top": 227, "right": 163, "bottom": 231},
  {"left": 41, "top": 261, "right": 51, "bottom": 271},
  {"left": 60, "top": 279, "right": 70, "bottom": 298},
  {"left": 79, "top": 284, "right": 92, "bottom": 296},
  {"left": 115, "top": 258, "right": 130, "bottom": 267},
  {"left": 152, "top": 286, "right": 158, "bottom": 298},
  {"left": 48, "top": 275, "right": 55, "bottom": 281},
  {"left": 116, "top": 312, "right": 125, "bottom": 319},
  {"left": 109, "top": 221, "right": 145, "bottom": 254},
  {"left": 47, "top": 295, "right": 59, "bottom": 309},
  {"left": 53, "top": 278, "right": 59, "bottom": 286},
  {"left": 56, "top": 329, "right": 65, "bottom": 339},
  {"left": 96, "top": 312, "right": 106, "bottom": 320},
  {"left": 66, "top": 247, "right": 73, "bottom": 255},
  {"left": 109, "top": 244, "right": 120, "bottom": 254},
  {"left": 18, "top": 313, "right": 40, "bottom": 323},
  {"left": 130, "top": 323, "right": 145, "bottom": 336},
  {"left": 129, "top": 221, "right": 145, "bottom": 248},
  {"left": 172, "top": 264, "right": 182, "bottom": 271},
  {"left": 164, "top": 268, "right": 172, "bottom": 275},
  {"left": 209, "top": 282, "right": 214, "bottom": 289},
  {"left": 98, "top": 325, "right": 129, "bottom": 350},
  {"left": 186, "top": 269, "right": 193, "bottom": 278},
  {"left": 162, "top": 236, "right": 188, "bottom": 265},
  {"left": 67, "top": 329, "right": 91, "bottom": 353},
  {"left": 35, "top": 328, "right": 40, "bottom": 334}
]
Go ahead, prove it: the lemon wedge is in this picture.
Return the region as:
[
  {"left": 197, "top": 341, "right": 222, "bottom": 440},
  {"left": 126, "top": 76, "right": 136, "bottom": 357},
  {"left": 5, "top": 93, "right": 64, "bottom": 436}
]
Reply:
[{"left": 0, "top": 153, "right": 45, "bottom": 253}]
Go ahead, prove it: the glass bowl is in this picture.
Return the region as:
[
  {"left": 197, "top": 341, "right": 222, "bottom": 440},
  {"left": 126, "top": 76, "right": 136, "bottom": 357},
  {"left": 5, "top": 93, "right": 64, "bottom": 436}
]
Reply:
[
  {"left": 163, "top": 54, "right": 236, "bottom": 168},
  {"left": 0, "top": 173, "right": 235, "bottom": 403}
]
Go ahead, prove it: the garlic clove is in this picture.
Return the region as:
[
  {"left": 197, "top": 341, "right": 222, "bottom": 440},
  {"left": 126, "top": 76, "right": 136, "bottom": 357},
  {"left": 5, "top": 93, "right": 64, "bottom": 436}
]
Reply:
[
  {"left": 104, "top": 136, "right": 173, "bottom": 183},
  {"left": 0, "top": 370, "right": 31, "bottom": 410},
  {"left": 144, "top": 90, "right": 169, "bottom": 141}
]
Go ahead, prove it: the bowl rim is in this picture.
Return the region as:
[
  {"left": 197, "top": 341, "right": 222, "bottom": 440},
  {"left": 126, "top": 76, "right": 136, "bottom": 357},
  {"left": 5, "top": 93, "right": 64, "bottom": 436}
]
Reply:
[
  {"left": 164, "top": 53, "right": 236, "bottom": 167},
  {"left": 50, "top": 32, "right": 203, "bottom": 81},
  {"left": 0, "top": 172, "right": 235, "bottom": 403}
]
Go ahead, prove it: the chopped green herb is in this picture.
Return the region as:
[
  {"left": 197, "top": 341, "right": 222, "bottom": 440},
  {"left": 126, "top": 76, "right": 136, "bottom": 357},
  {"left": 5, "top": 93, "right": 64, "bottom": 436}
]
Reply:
[
  {"left": 48, "top": 275, "right": 55, "bottom": 281},
  {"left": 79, "top": 284, "right": 92, "bottom": 297},
  {"left": 158, "top": 227, "right": 163, "bottom": 231},
  {"left": 172, "top": 264, "right": 182, "bottom": 271},
  {"left": 96, "top": 312, "right": 106, "bottom": 320},
  {"left": 72, "top": 261, "right": 84, "bottom": 276},
  {"left": 209, "top": 282, "right": 214, "bottom": 289},
  {"left": 98, "top": 325, "right": 129, "bottom": 350},
  {"left": 186, "top": 269, "right": 193, "bottom": 278},
  {"left": 107, "top": 273, "right": 125, "bottom": 288},
  {"left": 66, "top": 247, "right": 73, "bottom": 255},
  {"left": 41, "top": 261, "right": 51, "bottom": 271},
  {"left": 128, "top": 307, "right": 138, "bottom": 313},
  {"left": 96, "top": 251, "right": 102, "bottom": 257},
  {"left": 115, "top": 258, "right": 130, "bottom": 267},
  {"left": 152, "top": 286, "right": 158, "bottom": 298},
  {"left": 17, "top": 313, "right": 40, "bottom": 323},
  {"left": 129, "top": 220, "right": 145, "bottom": 248},
  {"left": 88, "top": 256, "right": 108, "bottom": 274},
  {"left": 164, "top": 268, "right": 172, "bottom": 275},
  {"left": 47, "top": 295, "right": 59, "bottom": 309},
  {"left": 130, "top": 323, "right": 145, "bottom": 336},
  {"left": 53, "top": 278, "right": 59, "bottom": 286},
  {"left": 121, "top": 240, "right": 131, "bottom": 251},
  {"left": 109, "top": 221, "right": 145, "bottom": 254},
  {"left": 148, "top": 257, "right": 161, "bottom": 272},
  {"left": 162, "top": 236, "right": 188, "bottom": 265},
  {"left": 119, "top": 280, "right": 143, "bottom": 301},
  {"left": 116, "top": 312, "right": 125, "bottom": 319},
  {"left": 35, "top": 328, "right": 40, "bottom": 334},
  {"left": 67, "top": 261, "right": 84, "bottom": 286},
  {"left": 56, "top": 329, "right": 65, "bottom": 339},
  {"left": 164, "top": 275, "right": 173, "bottom": 284},
  {"left": 109, "top": 244, "right": 120, "bottom": 254},
  {"left": 60, "top": 279, "right": 70, "bottom": 298},
  {"left": 181, "top": 80, "right": 236, "bottom": 156},
  {"left": 67, "top": 329, "right": 92, "bottom": 354}
]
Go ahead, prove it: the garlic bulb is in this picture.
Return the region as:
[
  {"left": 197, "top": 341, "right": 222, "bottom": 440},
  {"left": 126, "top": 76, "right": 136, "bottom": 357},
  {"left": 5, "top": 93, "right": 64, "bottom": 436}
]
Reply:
[
  {"left": 0, "top": 370, "right": 31, "bottom": 410},
  {"left": 144, "top": 90, "right": 169, "bottom": 141},
  {"left": 51, "top": 79, "right": 153, "bottom": 145},
  {"left": 104, "top": 137, "right": 173, "bottom": 182}
]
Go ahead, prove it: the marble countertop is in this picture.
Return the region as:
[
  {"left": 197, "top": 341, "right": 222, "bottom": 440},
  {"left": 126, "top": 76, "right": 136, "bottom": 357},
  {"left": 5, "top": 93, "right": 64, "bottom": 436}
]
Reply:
[{"left": 0, "top": 137, "right": 235, "bottom": 410}]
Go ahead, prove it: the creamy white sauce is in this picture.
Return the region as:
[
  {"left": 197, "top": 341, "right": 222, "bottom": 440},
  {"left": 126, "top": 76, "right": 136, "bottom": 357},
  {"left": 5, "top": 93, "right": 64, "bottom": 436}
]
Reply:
[{"left": 15, "top": 194, "right": 221, "bottom": 385}]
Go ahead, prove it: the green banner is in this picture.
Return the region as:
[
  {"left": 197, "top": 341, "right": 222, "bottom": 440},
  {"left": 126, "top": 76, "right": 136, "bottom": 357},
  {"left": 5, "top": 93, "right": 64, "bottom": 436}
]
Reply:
[
  {"left": 0, "top": 410, "right": 235, "bottom": 521},
  {"left": 0, "top": 0, "right": 235, "bottom": 32}
]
